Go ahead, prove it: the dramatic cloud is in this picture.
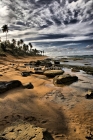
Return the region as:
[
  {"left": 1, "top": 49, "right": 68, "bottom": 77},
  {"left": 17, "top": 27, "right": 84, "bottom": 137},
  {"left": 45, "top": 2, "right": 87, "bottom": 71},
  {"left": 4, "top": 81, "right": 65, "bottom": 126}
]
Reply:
[
  {"left": 86, "top": 44, "right": 93, "bottom": 49},
  {"left": 0, "top": 0, "right": 93, "bottom": 56}
]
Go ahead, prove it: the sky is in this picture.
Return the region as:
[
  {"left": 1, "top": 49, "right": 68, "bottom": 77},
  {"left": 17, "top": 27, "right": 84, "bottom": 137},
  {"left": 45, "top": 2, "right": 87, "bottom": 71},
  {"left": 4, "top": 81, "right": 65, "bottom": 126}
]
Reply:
[{"left": 0, "top": 0, "right": 93, "bottom": 57}]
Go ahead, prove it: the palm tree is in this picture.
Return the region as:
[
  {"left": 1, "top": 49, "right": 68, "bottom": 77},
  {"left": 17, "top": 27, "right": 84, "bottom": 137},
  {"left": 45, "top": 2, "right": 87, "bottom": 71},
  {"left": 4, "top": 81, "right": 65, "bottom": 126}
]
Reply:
[
  {"left": 11, "top": 39, "right": 16, "bottom": 50},
  {"left": 12, "top": 39, "right": 16, "bottom": 46},
  {"left": 17, "top": 41, "right": 20, "bottom": 47},
  {"left": 2, "top": 25, "right": 8, "bottom": 41},
  {"left": 20, "top": 39, "right": 24, "bottom": 50},
  {"left": 34, "top": 48, "right": 39, "bottom": 55},
  {"left": 20, "top": 39, "right": 24, "bottom": 45},
  {"left": 23, "top": 44, "right": 28, "bottom": 52},
  {"left": 43, "top": 50, "right": 44, "bottom": 56},
  {"left": 29, "top": 42, "right": 33, "bottom": 51}
]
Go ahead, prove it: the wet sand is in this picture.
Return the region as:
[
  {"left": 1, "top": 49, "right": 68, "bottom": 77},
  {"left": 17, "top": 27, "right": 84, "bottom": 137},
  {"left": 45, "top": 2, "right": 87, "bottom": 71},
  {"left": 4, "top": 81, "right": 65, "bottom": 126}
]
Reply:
[{"left": 0, "top": 55, "right": 93, "bottom": 140}]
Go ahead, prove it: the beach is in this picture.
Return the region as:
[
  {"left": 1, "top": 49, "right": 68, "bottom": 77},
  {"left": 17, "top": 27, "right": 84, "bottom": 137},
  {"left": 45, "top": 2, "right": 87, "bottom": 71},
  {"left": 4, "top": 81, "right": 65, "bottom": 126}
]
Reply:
[{"left": 0, "top": 54, "right": 93, "bottom": 140}]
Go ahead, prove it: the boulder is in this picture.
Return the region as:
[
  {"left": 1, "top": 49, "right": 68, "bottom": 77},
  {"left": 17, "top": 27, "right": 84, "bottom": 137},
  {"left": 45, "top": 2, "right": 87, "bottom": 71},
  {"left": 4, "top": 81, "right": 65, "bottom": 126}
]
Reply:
[
  {"left": 44, "top": 70, "right": 64, "bottom": 78},
  {"left": 85, "top": 90, "right": 93, "bottom": 99},
  {"left": 54, "top": 60, "right": 60, "bottom": 65},
  {"left": 71, "top": 68, "right": 80, "bottom": 72},
  {"left": 37, "top": 60, "right": 52, "bottom": 67},
  {"left": 30, "top": 60, "right": 52, "bottom": 67},
  {"left": 23, "top": 82, "right": 34, "bottom": 89},
  {"left": 0, "top": 80, "right": 22, "bottom": 93},
  {"left": 33, "top": 67, "right": 43, "bottom": 74},
  {"left": 21, "top": 71, "right": 33, "bottom": 77},
  {"left": 53, "top": 74, "right": 78, "bottom": 85}
]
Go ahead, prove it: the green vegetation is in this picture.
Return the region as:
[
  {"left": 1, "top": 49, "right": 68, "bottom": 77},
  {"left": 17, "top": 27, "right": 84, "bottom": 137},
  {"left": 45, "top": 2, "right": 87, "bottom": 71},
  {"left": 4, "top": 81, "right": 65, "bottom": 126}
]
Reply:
[{"left": 0, "top": 24, "right": 44, "bottom": 57}]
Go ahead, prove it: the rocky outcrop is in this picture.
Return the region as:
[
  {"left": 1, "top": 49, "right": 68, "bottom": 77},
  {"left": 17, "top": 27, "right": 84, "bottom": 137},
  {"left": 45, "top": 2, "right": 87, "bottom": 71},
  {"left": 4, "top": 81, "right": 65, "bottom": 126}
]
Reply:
[
  {"left": 0, "top": 121, "right": 54, "bottom": 140},
  {"left": 30, "top": 60, "right": 52, "bottom": 67},
  {"left": 85, "top": 90, "right": 93, "bottom": 99},
  {"left": 21, "top": 71, "right": 33, "bottom": 77},
  {"left": 53, "top": 74, "right": 78, "bottom": 85},
  {"left": 44, "top": 70, "right": 64, "bottom": 78},
  {"left": 0, "top": 80, "right": 34, "bottom": 93},
  {"left": 0, "top": 137, "right": 7, "bottom": 140},
  {"left": 0, "top": 80, "right": 22, "bottom": 93},
  {"left": 32, "top": 67, "right": 44, "bottom": 74},
  {"left": 23, "top": 82, "right": 34, "bottom": 89},
  {"left": 71, "top": 68, "right": 80, "bottom": 72},
  {"left": 54, "top": 60, "right": 60, "bottom": 65}
]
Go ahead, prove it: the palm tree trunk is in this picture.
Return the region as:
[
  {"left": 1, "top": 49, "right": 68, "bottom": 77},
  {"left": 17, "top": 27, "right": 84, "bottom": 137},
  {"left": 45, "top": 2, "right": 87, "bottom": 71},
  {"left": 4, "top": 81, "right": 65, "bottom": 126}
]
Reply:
[{"left": 6, "top": 32, "right": 7, "bottom": 41}]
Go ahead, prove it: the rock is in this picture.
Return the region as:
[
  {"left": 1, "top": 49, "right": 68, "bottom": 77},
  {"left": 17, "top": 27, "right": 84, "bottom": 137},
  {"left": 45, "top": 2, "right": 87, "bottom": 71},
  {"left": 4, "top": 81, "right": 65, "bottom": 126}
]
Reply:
[
  {"left": 0, "top": 137, "right": 7, "bottom": 140},
  {"left": 23, "top": 82, "right": 34, "bottom": 89},
  {"left": 33, "top": 67, "right": 44, "bottom": 74},
  {"left": 71, "top": 68, "right": 80, "bottom": 72},
  {"left": 44, "top": 58, "right": 52, "bottom": 61},
  {"left": 0, "top": 80, "right": 22, "bottom": 93},
  {"left": 0, "top": 54, "right": 6, "bottom": 57},
  {"left": 30, "top": 60, "right": 52, "bottom": 67},
  {"left": 54, "top": 60, "right": 60, "bottom": 65},
  {"left": 44, "top": 70, "right": 64, "bottom": 78},
  {"left": 21, "top": 71, "right": 33, "bottom": 77},
  {"left": 30, "top": 60, "right": 41, "bottom": 66},
  {"left": 37, "top": 60, "right": 52, "bottom": 67},
  {"left": 53, "top": 74, "right": 78, "bottom": 85},
  {"left": 0, "top": 74, "right": 3, "bottom": 76},
  {"left": 0, "top": 121, "right": 54, "bottom": 140},
  {"left": 85, "top": 90, "right": 93, "bottom": 99},
  {"left": 43, "top": 130, "right": 54, "bottom": 140},
  {"left": 63, "top": 60, "right": 69, "bottom": 62},
  {"left": 45, "top": 67, "right": 62, "bottom": 70}
]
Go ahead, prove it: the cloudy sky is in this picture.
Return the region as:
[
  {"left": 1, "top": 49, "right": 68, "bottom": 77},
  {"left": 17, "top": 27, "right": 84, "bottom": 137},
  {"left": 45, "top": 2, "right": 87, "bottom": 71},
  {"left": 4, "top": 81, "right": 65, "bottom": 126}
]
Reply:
[{"left": 0, "top": 0, "right": 93, "bottom": 56}]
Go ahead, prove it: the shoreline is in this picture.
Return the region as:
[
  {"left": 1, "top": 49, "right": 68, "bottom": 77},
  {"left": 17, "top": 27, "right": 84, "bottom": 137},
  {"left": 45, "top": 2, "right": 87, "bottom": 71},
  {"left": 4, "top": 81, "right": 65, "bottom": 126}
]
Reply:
[{"left": 0, "top": 55, "right": 93, "bottom": 140}]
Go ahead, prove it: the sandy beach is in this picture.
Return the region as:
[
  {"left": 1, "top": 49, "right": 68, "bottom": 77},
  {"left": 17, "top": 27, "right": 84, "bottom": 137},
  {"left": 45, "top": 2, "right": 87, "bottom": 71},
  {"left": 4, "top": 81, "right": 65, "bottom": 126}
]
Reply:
[{"left": 0, "top": 55, "right": 93, "bottom": 140}]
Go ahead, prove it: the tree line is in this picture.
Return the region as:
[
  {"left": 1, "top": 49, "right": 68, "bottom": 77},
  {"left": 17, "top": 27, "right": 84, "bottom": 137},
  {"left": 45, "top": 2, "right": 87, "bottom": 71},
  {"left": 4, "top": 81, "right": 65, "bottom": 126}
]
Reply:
[{"left": 0, "top": 25, "right": 44, "bottom": 56}]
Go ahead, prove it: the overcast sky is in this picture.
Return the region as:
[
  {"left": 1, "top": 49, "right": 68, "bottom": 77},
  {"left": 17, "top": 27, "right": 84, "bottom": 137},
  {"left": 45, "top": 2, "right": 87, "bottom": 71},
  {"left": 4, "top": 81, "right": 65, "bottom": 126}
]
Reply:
[{"left": 0, "top": 0, "right": 93, "bottom": 56}]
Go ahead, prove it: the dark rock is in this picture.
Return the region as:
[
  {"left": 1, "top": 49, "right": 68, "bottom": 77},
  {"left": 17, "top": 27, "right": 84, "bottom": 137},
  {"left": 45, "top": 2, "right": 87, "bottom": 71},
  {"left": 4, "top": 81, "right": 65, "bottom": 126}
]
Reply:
[
  {"left": 30, "top": 60, "right": 52, "bottom": 67},
  {"left": 0, "top": 80, "right": 22, "bottom": 93},
  {"left": 0, "top": 137, "right": 7, "bottom": 140},
  {"left": 21, "top": 71, "right": 33, "bottom": 77},
  {"left": 37, "top": 60, "right": 52, "bottom": 67},
  {"left": 84, "top": 63, "right": 91, "bottom": 65},
  {"left": 23, "top": 82, "right": 34, "bottom": 89},
  {"left": 63, "top": 60, "right": 69, "bottom": 62},
  {"left": 85, "top": 90, "right": 93, "bottom": 99},
  {"left": 44, "top": 70, "right": 64, "bottom": 78},
  {"left": 71, "top": 68, "right": 80, "bottom": 72},
  {"left": 0, "top": 54, "right": 6, "bottom": 57},
  {"left": 35, "top": 60, "right": 41, "bottom": 65},
  {"left": 43, "top": 130, "right": 54, "bottom": 140},
  {"left": 54, "top": 60, "right": 60, "bottom": 65},
  {"left": 53, "top": 74, "right": 78, "bottom": 85},
  {"left": 33, "top": 67, "right": 44, "bottom": 74},
  {"left": 29, "top": 61, "right": 37, "bottom": 66},
  {"left": 85, "top": 135, "right": 93, "bottom": 139},
  {"left": 44, "top": 61, "right": 52, "bottom": 67},
  {"left": 0, "top": 74, "right": 3, "bottom": 76},
  {"left": 44, "top": 58, "right": 52, "bottom": 61}
]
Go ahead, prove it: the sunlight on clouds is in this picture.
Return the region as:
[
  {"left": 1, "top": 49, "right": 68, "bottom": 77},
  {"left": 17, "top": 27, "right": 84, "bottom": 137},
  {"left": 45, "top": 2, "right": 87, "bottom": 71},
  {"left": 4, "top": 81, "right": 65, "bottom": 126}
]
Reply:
[{"left": 0, "top": 0, "right": 93, "bottom": 56}]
